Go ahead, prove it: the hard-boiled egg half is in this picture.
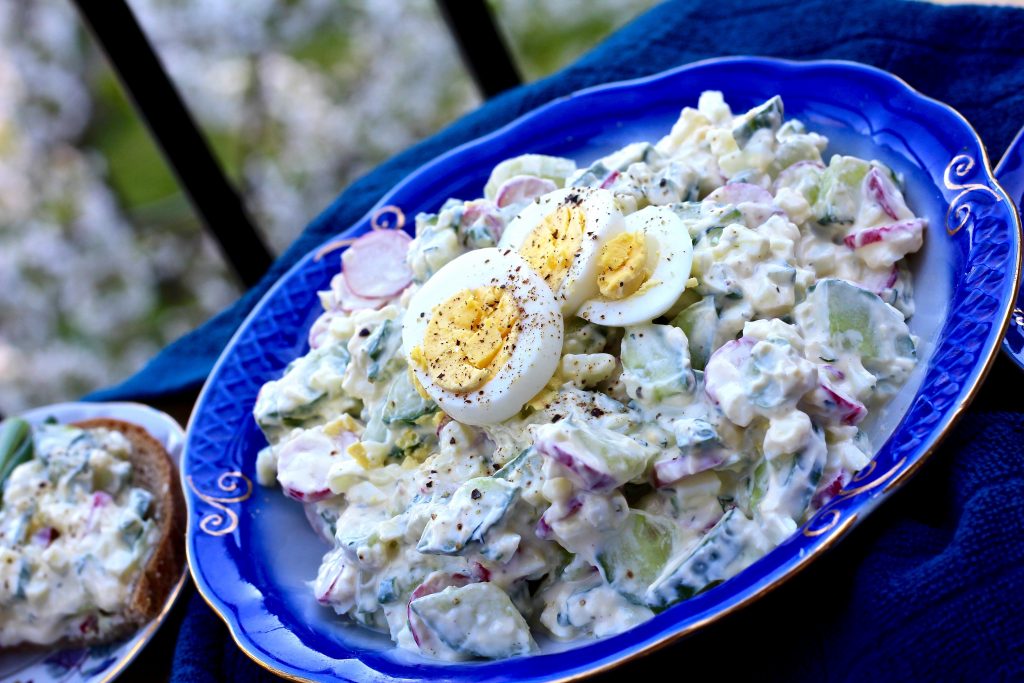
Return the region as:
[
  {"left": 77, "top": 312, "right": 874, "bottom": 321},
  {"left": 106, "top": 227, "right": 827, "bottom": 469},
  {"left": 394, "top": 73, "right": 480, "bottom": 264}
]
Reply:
[
  {"left": 498, "top": 187, "right": 625, "bottom": 315},
  {"left": 402, "top": 248, "right": 563, "bottom": 426},
  {"left": 577, "top": 205, "right": 694, "bottom": 326}
]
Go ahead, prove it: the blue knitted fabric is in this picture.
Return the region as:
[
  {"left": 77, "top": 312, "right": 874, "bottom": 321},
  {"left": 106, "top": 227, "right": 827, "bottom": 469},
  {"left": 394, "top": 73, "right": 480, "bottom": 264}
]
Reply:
[{"left": 96, "top": 0, "right": 1024, "bottom": 680}]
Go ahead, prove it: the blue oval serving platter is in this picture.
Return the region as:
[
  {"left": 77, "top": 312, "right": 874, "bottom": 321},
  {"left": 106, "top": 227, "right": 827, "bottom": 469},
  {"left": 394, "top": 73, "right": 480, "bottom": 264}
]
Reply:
[
  {"left": 995, "top": 125, "right": 1024, "bottom": 369},
  {"left": 183, "top": 57, "right": 1021, "bottom": 682}
]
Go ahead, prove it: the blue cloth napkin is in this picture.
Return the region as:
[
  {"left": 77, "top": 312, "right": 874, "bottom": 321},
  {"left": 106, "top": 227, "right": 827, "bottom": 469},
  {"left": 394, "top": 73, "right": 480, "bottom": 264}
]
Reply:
[{"left": 95, "top": 0, "right": 1024, "bottom": 679}]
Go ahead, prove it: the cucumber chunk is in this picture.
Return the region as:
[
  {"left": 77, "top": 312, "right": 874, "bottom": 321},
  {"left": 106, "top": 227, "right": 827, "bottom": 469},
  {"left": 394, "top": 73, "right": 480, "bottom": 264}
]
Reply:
[
  {"left": 0, "top": 417, "right": 33, "bottom": 492},
  {"left": 620, "top": 323, "right": 695, "bottom": 404},
  {"left": 418, "top": 477, "right": 519, "bottom": 555},
  {"left": 646, "top": 508, "right": 768, "bottom": 608},
  {"left": 381, "top": 370, "right": 437, "bottom": 425},
  {"left": 798, "top": 279, "right": 916, "bottom": 386},
  {"left": 253, "top": 343, "right": 350, "bottom": 440},
  {"left": 732, "top": 96, "right": 783, "bottom": 148},
  {"left": 410, "top": 583, "right": 536, "bottom": 659},
  {"left": 813, "top": 156, "right": 870, "bottom": 226},
  {"left": 365, "top": 318, "right": 397, "bottom": 382},
  {"left": 596, "top": 510, "right": 677, "bottom": 602},
  {"left": 534, "top": 420, "right": 653, "bottom": 491},
  {"left": 752, "top": 426, "right": 827, "bottom": 524},
  {"left": 670, "top": 297, "right": 719, "bottom": 371}
]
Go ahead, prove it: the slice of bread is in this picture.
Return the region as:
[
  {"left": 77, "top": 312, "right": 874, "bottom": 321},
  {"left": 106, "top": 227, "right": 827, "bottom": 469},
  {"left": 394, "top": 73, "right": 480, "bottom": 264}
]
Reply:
[{"left": 67, "top": 417, "right": 186, "bottom": 642}]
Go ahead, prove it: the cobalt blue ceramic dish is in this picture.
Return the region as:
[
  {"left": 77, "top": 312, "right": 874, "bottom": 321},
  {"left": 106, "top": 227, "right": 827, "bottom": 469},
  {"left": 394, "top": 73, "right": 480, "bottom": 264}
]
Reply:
[
  {"left": 182, "top": 57, "right": 1021, "bottom": 682},
  {"left": 994, "top": 126, "right": 1024, "bottom": 369}
]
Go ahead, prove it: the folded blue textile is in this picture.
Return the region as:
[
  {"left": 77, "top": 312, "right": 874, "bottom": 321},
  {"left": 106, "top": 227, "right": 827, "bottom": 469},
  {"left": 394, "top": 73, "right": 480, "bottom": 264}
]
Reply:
[{"left": 99, "top": 0, "right": 1024, "bottom": 679}]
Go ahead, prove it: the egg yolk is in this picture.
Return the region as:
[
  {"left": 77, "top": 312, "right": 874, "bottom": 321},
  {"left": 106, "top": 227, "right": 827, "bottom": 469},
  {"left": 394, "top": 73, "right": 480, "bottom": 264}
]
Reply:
[
  {"left": 519, "top": 204, "right": 586, "bottom": 292},
  {"left": 414, "top": 286, "right": 520, "bottom": 393},
  {"left": 597, "top": 232, "right": 648, "bottom": 299}
]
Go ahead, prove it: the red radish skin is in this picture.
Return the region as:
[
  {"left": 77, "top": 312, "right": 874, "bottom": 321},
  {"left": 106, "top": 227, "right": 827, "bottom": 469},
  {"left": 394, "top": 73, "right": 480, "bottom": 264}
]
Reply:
[
  {"left": 460, "top": 199, "right": 505, "bottom": 242},
  {"left": 865, "top": 168, "right": 900, "bottom": 220},
  {"left": 843, "top": 218, "right": 925, "bottom": 250},
  {"left": 278, "top": 431, "right": 355, "bottom": 503},
  {"left": 495, "top": 176, "right": 558, "bottom": 208},
  {"left": 812, "top": 470, "right": 852, "bottom": 509},
  {"left": 315, "top": 572, "right": 341, "bottom": 605},
  {"left": 86, "top": 491, "right": 113, "bottom": 531},
  {"left": 653, "top": 450, "right": 726, "bottom": 488},
  {"left": 406, "top": 569, "right": 484, "bottom": 648},
  {"left": 885, "top": 266, "right": 899, "bottom": 289},
  {"left": 803, "top": 381, "right": 867, "bottom": 426},
  {"left": 707, "top": 182, "right": 773, "bottom": 206},
  {"left": 536, "top": 497, "right": 583, "bottom": 539},
  {"left": 329, "top": 273, "right": 389, "bottom": 313},
  {"left": 79, "top": 614, "right": 99, "bottom": 635},
  {"left": 707, "top": 183, "right": 781, "bottom": 226},
  {"left": 283, "top": 486, "right": 333, "bottom": 503},
  {"left": 704, "top": 337, "right": 755, "bottom": 405},
  {"left": 537, "top": 442, "right": 616, "bottom": 491},
  {"left": 820, "top": 384, "right": 867, "bottom": 425},
  {"left": 341, "top": 229, "right": 413, "bottom": 299},
  {"left": 308, "top": 310, "right": 343, "bottom": 350},
  {"left": 856, "top": 265, "right": 900, "bottom": 298},
  {"left": 599, "top": 170, "right": 621, "bottom": 189}
]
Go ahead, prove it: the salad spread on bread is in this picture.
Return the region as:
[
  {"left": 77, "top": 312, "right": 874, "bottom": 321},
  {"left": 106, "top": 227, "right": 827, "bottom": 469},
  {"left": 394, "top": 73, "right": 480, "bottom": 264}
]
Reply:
[
  {"left": 253, "top": 92, "right": 925, "bottom": 660},
  {"left": 0, "top": 419, "right": 172, "bottom": 648}
]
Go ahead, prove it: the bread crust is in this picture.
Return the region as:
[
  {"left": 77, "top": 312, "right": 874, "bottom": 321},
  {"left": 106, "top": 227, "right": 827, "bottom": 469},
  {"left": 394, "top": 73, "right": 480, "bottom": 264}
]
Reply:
[
  {"left": 70, "top": 418, "right": 186, "bottom": 630},
  {"left": 1, "top": 418, "right": 185, "bottom": 652}
]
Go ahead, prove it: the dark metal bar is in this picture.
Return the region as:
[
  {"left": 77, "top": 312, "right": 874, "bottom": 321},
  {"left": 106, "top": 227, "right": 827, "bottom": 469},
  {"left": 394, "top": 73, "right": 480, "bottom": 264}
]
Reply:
[
  {"left": 70, "top": 0, "right": 273, "bottom": 289},
  {"left": 436, "top": 0, "right": 522, "bottom": 99}
]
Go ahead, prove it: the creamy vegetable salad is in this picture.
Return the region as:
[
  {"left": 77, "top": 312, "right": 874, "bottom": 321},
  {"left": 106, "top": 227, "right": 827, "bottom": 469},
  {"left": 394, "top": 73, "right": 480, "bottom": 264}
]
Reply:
[
  {"left": 253, "top": 91, "right": 924, "bottom": 660},
  {"left": 0, "top": 422, "right": 159, "bottom": 646}
]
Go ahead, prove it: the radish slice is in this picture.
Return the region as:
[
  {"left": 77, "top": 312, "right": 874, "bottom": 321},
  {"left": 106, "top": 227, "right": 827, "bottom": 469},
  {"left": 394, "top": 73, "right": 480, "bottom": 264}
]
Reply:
[
  {"left": 329, "top": 273, "right": 388, "bottom": 313},
  {"left": 812, "top": 469, "right": 852, "bottom": 509},
  {"left": 865, "top": 168, "right": 900, "bottom": 220},
  {"left": 341, "top": 229, "right": 413, "bottom": 299},
  {"left": 652, "top": 450, "right": 726, "bottom": 487},
  {"left": 856, "top": 265, "right": 900, "bottom": 297},
  {"left": 495, "top": 175, "right": 558, "bottom": 208},
  {"left": 407, "top": 568, "right": 486, "bottom": 648},
  {"left": 707, "top": 182, "right": 773, "bottom": 206},
  {"left": 703, "top": 337, "right": 755, "bottom": 405},
  {"left": 460, "top": 199, "right": 505, "bottom": 242},
  {"left": 277, "top": 430, "right": 356, "bottom": 503},
  {"left": 706, "top": 183, "right": 779, "bottom": 226},
  {"left": 536, "top": 497, "right": 582, "bottom": 540},
  {"left": 802, "top": 380, "right": 867, "bottom": 426},
  {"left": 308, "top": 310, "right": 342, "bottom": 349},
  {"left": 537, "top": 442, "right": 617, "bottom": 491},
  {"left": 843, "top": 218, "right": 925, "bottom": 250},
  {"left": 461, "top": 199, "right": 502, "bottom": 227},
  {"left": 599, "top": 170, "right": 621, "bottom": 189}
]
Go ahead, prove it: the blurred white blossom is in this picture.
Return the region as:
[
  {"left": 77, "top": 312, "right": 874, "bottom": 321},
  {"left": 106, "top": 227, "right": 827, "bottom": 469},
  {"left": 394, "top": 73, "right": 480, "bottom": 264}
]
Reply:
[{"left": 0, "top": 0, "right": 654, "bottom": 414}]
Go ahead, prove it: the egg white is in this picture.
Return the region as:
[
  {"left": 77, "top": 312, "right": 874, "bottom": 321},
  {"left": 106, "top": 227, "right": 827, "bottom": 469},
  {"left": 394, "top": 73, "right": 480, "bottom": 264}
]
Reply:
[
  {"left": 577, "top": 206, "right": 694, "bottom": 326},
  {"left": 402, "top": 248, "right": 564, "bottom": 426},
  {"left": 498, "top": 187, "right": 625, "bottom": 316}
]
